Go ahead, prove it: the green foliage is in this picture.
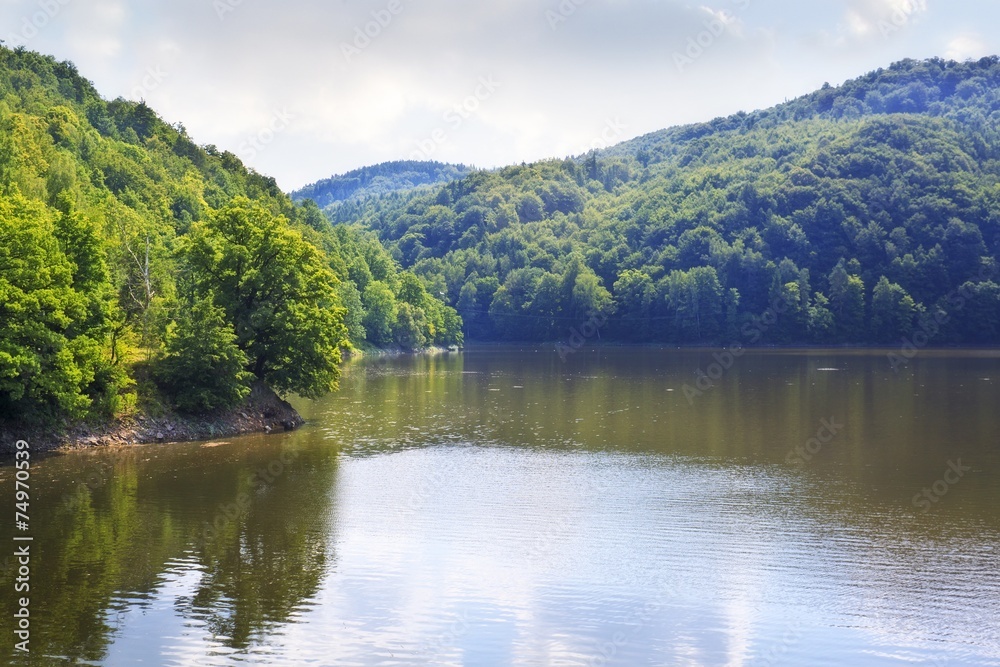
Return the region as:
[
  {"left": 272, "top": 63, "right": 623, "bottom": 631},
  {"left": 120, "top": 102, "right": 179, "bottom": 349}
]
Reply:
[
  {"left": 362, "top": 281, "right": 398, "bottom": 347},
  {"left": 664, "top": 267, "right": 724, "bottom": 342},
  {"left": 326, "top": 57, "right": 1000, "bottom": 345},
  {"left": 0, "top": 46, "right": 459, "bottom": 426},
  {"left": 155, "top": 295, "right": 252, "bottom": 413},
  {"left": 870, "top": 277, "right": 920, "bottom": 343},
  {"left": 0, "top": 193, "right": 114, "bottom": 423},
  {"left": 291, "top": 160, "right": 473, "bottom": 207},
  {"left": 395, "top": 302, "right": 428, "bottom": 350},
  {"left": 183, "top": 198, "right": 350, "bottom": 398}
]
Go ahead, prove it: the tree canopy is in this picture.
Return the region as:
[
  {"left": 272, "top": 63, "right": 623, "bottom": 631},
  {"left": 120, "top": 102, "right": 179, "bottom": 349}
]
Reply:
[
  {"left": 0, "top": 46, "right": 461, "bottom": 425},
  {"left": 320, "top": 57, "right": 1000, "bottom": 345},
  {"left": 183, "top": 198, "right": 349, "bottom": 398},
  {"left": 291, "top": 160, "right": 473, "bottom": 208}
]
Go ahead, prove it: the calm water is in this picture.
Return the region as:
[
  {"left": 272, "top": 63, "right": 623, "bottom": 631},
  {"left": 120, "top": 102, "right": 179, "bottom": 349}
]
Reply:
[{"left": 2, "top": 347, "right": 1000, "bottom": 666}]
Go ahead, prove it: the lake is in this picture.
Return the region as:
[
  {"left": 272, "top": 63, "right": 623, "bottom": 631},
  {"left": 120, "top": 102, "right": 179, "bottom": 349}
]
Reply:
[{"left": 2, "top": 346, "right": 1000, "bottom": 666}]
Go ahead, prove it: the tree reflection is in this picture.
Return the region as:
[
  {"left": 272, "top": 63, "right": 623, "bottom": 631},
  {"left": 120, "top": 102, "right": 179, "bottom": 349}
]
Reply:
[
  {"left": 0, "top": 434, "right": 338, "bottom": 663},
  {"left": 179, "top": 444, "right": 335, "bottom": 649}
]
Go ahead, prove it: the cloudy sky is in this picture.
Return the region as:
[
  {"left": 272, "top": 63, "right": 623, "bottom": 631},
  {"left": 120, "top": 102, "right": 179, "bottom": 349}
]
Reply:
[{"left": 3, "top": 0, "right": 997, "bottom": 191}]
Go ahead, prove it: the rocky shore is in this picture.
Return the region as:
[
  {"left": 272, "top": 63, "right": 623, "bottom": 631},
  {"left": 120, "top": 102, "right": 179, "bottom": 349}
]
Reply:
[{"left": 0, "top": 382, "right": 302, "bottom": 455}]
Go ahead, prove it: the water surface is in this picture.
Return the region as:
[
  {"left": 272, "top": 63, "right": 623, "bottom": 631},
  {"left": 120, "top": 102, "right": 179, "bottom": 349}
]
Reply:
[{"left": 2, "top": 347, "right": 999, "bottom": 665}]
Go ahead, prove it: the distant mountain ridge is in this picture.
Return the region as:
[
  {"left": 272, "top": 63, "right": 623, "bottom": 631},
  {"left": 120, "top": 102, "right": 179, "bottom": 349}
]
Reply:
[
  {"left": 599, "top": 55, "right": 1000, "bottom": 165},
  {"left": 331, "top": 56, "right": 1000, "bottom": 346},
  {"left": 292, "top": 160, "right": 473, "bottom": 208}
]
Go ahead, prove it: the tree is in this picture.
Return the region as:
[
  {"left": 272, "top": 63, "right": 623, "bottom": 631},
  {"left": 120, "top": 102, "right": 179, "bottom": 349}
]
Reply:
[
  {"left": 362, "top": 281, "right": 398, "bottom": 347},
  {"left": 613, "top": 269, "right": 656, "bottom": 341},
  {"left": 156, "top": 295, "right": 252, "bottom": 413},
  {"left": 397, "top": 272, "right": 429, "bottom": 307},
  {"left": 394, "top": 302, "right": 428, "bottom": 350},
  {"left": 570, "top": 270, "right": 614, "bottom": 324},
  {"left": 183, "top": 198, "right": 349, "bottom": 398},
  {"left": 808, "top": 293, "right": 835, "bottom": 341},
  {"left": 943, "top": 219, "right": 988, "bottom": 285},
  {"left": 665, "top": 267, "right": 724, "bottom": 342},
  {"left": 828, "top": 260, "right": 866, "bottom": 341},
  {"left": 870, "top": 276, "right": 919, "bottom": 342},
  {"left": 458, "top": 275, "right": 497, "bottom": 340},
  {"left": 951, "top": 281, "right": 1000, "bottom": 343},
  {"left": 0, "top": 193, "right": 114, "bottom": 422},
  {"left": 335, "top": 282, "right": 367, "bottom": 347}
]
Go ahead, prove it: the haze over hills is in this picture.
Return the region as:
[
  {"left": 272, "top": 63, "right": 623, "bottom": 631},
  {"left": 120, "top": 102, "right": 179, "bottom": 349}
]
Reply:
[
  {"left": 292, "top": 161, "right": 474, "bottom": 209},
  {"left": 330, "top": 57, "right": 1000, "bottom": 346}
]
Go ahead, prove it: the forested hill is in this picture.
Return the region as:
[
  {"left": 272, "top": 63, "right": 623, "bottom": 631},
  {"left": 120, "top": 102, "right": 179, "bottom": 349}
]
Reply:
[
  {"left": 292, "top": 160, "right": 473, "bottom": 208},
  {"left": 333, "top": 57, "right": 1000, "bottom": 345},
  {"left": 0, "top": 47, "right": 461, "bottom": 426}
]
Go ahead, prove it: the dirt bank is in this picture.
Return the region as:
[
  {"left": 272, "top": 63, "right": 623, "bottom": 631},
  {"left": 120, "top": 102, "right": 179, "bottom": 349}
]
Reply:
[{"left": 0, "top": 382, "right": 302, "bottom": 455}]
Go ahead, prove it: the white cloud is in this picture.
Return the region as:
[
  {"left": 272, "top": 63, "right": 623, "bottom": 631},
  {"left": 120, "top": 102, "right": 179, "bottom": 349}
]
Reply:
[
  {"left": 701, "top": 5, "right": 745, "bottom": 36},
  {"left": 841, "top": 0, "right": 928, "bottom": 41},
  {"left": 946, "top": 33, "right": 987, "bottom": 61},
  {"left": 65, "top": 0, "right": 126, "bottom": 58},
  {"left": 1, "top": 0, "right": 995, "bottom": 190},
  {"left": 846, "top": 9, "right": 874, "bottom": 38}
]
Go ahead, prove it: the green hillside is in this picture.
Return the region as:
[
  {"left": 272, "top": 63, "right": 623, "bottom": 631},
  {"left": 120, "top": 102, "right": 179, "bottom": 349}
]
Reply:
[
  {"left": 292, "top": 160, "right": 473, "bottom": 208},
  {"left": 334, "top": 57, "right": 1000, "bottom": 346},
  {"left": 0, "top": 47, "right": 461, "bottom": 426}
]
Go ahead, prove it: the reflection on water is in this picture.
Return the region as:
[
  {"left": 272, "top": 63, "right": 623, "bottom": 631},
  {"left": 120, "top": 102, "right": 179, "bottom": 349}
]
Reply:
[
  {"left": 1, "top": 347, "right": 999, "bottom": 665},
  {"left": 0, "top": 437, "right": 338, "bottom": 665}
]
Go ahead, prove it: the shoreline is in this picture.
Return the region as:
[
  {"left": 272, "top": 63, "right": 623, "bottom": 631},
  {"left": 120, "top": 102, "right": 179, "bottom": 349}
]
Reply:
[
  {"left": 0, "top": 382, "right": 303, "bottom": 456},
  {"left": 459, "top": 341, "right": 1000, "bottom": 352},
  {"left": 346, "top": 344, "right": 459, "bottom": 359},
  {"left": 0, "top": 346, "right": 461, "bottom": 456},
  {"left": 6, "top": 342, "right": 995, "bottom": 455}
]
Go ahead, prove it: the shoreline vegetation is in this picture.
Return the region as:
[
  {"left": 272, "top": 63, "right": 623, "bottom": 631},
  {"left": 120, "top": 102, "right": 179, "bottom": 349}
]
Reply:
[
  {"left": 6, "top": 342, "right": 997, "bottom": 456},
  {"left": 0, "top": 382, "right": 302, "bottom": 455},
  {"left": 0, "top": 347, "right": 461, "bottom": 455},
  {"left": 0, "top": 47, "right": 463, "bottom": 444},
  {"left": 329, "top": 58, "right": 1000, "bottom": 349},
  {"left": 3, "top": 51, "right": 1000, "bottom": 451}
]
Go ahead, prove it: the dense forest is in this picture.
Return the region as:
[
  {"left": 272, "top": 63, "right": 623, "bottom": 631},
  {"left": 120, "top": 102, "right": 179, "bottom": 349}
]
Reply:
[
  {"left": 0, "top": 47, "right": 461, "bottom": 426},
  {"left": 291, "top": 160, "right": 472, "bottom": 208},
  {"left": 325, "top": 57, "right": 1000, "bottom": 345},
  {"left": 7, "top": 51, "right": 1000, "bottom": 429}
]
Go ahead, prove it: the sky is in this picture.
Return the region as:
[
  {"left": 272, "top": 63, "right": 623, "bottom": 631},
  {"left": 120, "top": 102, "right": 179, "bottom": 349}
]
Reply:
[{"left": 2, "top": 0, "right": 998, "bottom": 192}]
